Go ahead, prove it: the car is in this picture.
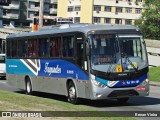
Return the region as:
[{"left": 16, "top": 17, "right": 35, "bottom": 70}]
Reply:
[{"left": 0, "top": 54, "right": 6, "bottom": 79}]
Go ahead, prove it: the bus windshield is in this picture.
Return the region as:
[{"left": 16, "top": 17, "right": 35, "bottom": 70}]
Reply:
[{"left": 89, "top": 34, "right": 148, "bottom": 73}]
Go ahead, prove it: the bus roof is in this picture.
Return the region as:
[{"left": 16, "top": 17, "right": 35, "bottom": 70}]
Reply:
[{"left": 7, "top": 24, "right": 140, "bottom": 39}]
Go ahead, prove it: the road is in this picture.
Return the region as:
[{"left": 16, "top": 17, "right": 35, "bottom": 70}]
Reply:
[
  {"left": 0, "top": 79, "right": 160, "bottom": 115},
  {"left": 148, "top": 54, "right": 160, "bottom": 66}
]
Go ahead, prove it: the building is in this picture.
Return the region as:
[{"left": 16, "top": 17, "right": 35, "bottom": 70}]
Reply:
[
  {"left": 58, "top": 0, "right": 145, "bottom": 25},
  {"left": 0, "top": 0, "right": 58, "bottom": 53},
  {"left": 0, "top": 0, "right": 57, "bottom": 28}
]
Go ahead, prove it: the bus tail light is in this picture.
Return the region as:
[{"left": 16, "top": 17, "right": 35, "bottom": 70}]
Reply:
[{"left": 136, "top": 86, "right": 146, "bottom": 91}]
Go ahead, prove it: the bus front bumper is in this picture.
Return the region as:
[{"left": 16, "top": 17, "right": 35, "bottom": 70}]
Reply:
[{"left": 90, "top": 81, "right": 150, "bottom": 100}]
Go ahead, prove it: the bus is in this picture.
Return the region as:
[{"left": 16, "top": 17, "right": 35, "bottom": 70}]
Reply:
[
  {"left": 0, "top": 54, "right": 6, "bottom": 79},
  {"left": 6, "top": 24, "right": 149, "bottom": 104},
  {"left": 32, "top": 16, "right": 73, "bottom": 31}
]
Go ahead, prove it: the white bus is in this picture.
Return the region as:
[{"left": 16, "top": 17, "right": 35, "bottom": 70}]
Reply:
[{"left": 0, "top": 54, "right": 6, "bottom": 79}]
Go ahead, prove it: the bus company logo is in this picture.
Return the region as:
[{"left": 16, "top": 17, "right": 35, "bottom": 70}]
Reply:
[
  {"left": 44, "top": 62, "right": 61, "bottom": 76},
  {"left": 108, "top": 81, "right": 119, "bottom": 87},
  {"left": 122, "top": 81, "right": 126, "bottom": 85}
]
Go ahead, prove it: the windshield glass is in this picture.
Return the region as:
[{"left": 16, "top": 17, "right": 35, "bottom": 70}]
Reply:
[
  {"left": 118, "top": 35, "right": 148, "bottom": 71},
  {"left": 89, "top": 34, "right": 148, "bottom": 73}
]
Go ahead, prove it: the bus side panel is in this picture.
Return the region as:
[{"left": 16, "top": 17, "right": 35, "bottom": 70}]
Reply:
[
  {"left": 6, "top": 59, "right": 34, "bottom": 89},
  {"left": 16, "top": 75, "right": 26, "bottom": 90},
  {"left": 74, "top": 79, "right": 92, "bottom": 99},
  {"left": 6, "top": 59, "right": 90, "bottom": 99},
  {"left": 36, "top": 59, "right": 90, "bottom": 98},
  {"left": 7, "top": 74, "right": 18, "bottom": 88},
  {"left": 7, "top": 74, "right": 26, "bottom": 90}
]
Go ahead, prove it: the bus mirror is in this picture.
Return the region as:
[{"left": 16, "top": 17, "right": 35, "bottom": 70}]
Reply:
[{"left": 86, "top": 42, "right": 90, "bottom": 56}]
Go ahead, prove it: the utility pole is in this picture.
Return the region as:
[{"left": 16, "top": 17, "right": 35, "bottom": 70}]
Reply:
[{"left": 39, "top": 0, "right": 44, "bottom": 29}]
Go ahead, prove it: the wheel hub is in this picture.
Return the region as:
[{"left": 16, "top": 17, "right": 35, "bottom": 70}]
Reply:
[{"left": 69, "top": 86, "right": 75, "bottom": 99}]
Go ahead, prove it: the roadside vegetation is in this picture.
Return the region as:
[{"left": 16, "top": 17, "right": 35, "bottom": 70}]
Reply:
[
  {"left": 135, "top": 0, "right": 160, "bottom": 40},
  {"left": 0, "top": 90, "right": 136, "bottom": 120},
  {"left": 149, "top": 66, "right": 160, "bottom": 82}
]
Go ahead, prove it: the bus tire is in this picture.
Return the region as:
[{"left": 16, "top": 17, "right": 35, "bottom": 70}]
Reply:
[
  {"left": 67, "top": 81, "right": 79, "bottom": 104},
  {"left": 25, "top": 77, "right": 32, "bottom": 95},
  {"left": 117, "top": 97, "right": 129, "bottom": 103}
]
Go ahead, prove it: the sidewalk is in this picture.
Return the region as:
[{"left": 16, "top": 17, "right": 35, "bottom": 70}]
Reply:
[{"left": 150, "top": 81, "right": 160, "bottom": 87}]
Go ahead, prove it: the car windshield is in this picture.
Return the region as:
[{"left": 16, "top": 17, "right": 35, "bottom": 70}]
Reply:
[{"left": 89, "top": 34, "right": 148, "bottom": 73}]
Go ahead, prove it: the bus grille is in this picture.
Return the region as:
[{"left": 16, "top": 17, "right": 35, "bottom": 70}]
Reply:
[{"left": 108, "top": 90, "right": 139, "bottom": 98}]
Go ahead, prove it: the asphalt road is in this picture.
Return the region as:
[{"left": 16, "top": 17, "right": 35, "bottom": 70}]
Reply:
[
  {"left": 148, "top": 54, "right": 160, "bottom": 66},
  {"left": 0, "top": 79, "right": 160, "bottom": 115}
]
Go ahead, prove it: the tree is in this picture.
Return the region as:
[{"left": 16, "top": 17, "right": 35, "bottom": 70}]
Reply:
[{"left": 135, "top": 0, "right": 160, "bottom": 40}]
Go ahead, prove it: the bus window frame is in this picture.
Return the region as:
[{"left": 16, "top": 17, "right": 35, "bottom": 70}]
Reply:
[
  {"left": 37, "top": 35, "right": 50, "bottom": 59},
  {"left": 49, "top": 35, "right": 62, "bottom": 58},
  {"left": 27, "top": 36, "right": 38, "bottom": 59},
  {"left": 62, "top": 34, "right": 75, "bottom": 59},
  {"left": 9, "top": 39, "right": 18, "bottom": 59},
  {"left": 17, "top": 38, "right": 28, "bottom": 59},
  {"left": 6, "top": 39, "right": 12, "bottom": 58}
]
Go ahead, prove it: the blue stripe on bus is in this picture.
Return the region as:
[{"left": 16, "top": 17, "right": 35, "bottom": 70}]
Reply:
[
  {"left": 6, "top": 59, "right": 35, "bottom": 76},
  {"left": 96, "top": 74, "right": 147, "bottom": 87},
  {"left": 6, "top": 59, "right": 89, "bottom": 80},
  {"left": 96, "top": 77, "right": 108, "bottom": 85}
]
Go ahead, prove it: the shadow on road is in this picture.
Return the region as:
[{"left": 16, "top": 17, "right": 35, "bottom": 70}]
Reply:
[
  {"left": 15, "top": 90, "right": 160, "bottom": 108},
  {"left": 80, "top": 97, "right": 160, "bottom": 108}
]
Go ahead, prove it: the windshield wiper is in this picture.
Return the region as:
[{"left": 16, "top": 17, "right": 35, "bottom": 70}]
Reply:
[
  {"left": 124, "top": 55, "right": 138, "bottom": 72},
  {"left": 106, "top": 42, "right": 118, "bottom": 75}
]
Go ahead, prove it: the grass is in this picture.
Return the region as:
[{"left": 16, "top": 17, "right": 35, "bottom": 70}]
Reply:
[
  {"left": 0, "top": 90, "right": 136, "bottom": 120},
  {"left": 149, "top": 66, "right": 160, "bottom": 82}
]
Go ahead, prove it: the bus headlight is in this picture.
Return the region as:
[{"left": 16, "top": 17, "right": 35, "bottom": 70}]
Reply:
[
  {"left": 145, "top": 79, "right": 149, "bottom": 83},
  {"left": 91, "top": 79, "right": 106, "bottom": 88},
  {"left": 141, "top": 78, "right": 149, "bottom": 86}
]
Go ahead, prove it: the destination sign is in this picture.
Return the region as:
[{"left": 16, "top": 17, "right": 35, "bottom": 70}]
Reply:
[{"left": 95, "top": 34, "right": 114, "bottom": 39}]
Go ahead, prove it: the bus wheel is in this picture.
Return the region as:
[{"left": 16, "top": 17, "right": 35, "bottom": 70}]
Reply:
[
  {"left": 25, "top": 78, "right": 32, "bottom": 95},
  {"left": 117, "top": 98, "right": 129, "bottom": 103},
  {"left": 67, "top": 81, "right": 79, "bottom": 104}
]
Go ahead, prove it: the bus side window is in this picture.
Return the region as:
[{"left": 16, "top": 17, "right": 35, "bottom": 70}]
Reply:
[
  {"left": 50, "top": 38, "right": 55, "bottom": 57},
  {"left": 62, "top": 36, "right": 74, "bottom": 57},
  {"left": 50, "top": 37, "right": 61, "bottom": 57},
  {"left": 76, "top": 42, "right": 84, "bottom": 67},
  {"left": 38, "top": 37, "right": 49, "bottom": 58},
  {"left": 7, "top": 40, "right": 11, "bottom": 58},
  {"left": 11, "top": 40, "right": 17, "bottom": 58},
  {"left": 28, "top": 39, "right": 37, "bottom": 57},
  {"left": 17, "top": 39, "right": 28, "bottom": 57}
]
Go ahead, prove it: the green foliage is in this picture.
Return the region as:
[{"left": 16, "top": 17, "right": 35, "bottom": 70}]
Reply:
[
  {"left": 135, "top": 0, "right": 160, "bottom": 40},
  {"left": 0, "top": 90, "right": 136, "bottom": 119},
  {"left": 149, "top": 67, "right": 160, "bottom": 82}
]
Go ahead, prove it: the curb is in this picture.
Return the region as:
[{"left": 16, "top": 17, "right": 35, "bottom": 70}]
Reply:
[{"left": 150, "top": 82, "right": 160, "bottom": 87}]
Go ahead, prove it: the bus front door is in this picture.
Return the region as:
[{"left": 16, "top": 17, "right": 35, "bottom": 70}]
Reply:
[{"left": 76, "top": 41, "right": 84, "bottom": 68}]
